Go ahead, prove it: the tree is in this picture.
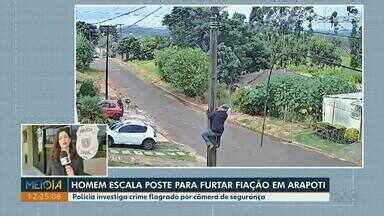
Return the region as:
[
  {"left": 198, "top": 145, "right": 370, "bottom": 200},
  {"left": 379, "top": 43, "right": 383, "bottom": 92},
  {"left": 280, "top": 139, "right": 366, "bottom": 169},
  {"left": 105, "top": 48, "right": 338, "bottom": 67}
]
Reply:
[
  {"left": 117, "top": 36, "right": 141, "bottom": 60},
  {"left": 217, "top": 44, "right": 241, "bottom": 85},
  {"left": 308, "top": 37, "right": 342, "bottom": 66},
  {"left": 347, "top": 6, "right": 362, "bottom": 69},
  {"left": 162, "top": 7, "right": 211, "bottom": 49},
  {"left": 76, "top": 33, "right": 94, "bottom": 71},
  {"left": 76, "top": 21, "right": 99, "bottom": 45},
  {"left": 139, "top": 37, "right": 161, "bottom": 60},
  {"left": 249, "top": 6, "right": 315, "bottom": 34},
  {"left": 162, "top": 7, "right": 271, "bottom": 85}
]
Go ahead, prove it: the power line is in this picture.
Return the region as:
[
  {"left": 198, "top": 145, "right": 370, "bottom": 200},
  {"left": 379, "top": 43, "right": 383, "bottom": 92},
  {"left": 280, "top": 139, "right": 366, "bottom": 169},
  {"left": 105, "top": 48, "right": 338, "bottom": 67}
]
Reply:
[
  {"left": 309, "top": 29, "right": 361, "bottom": 40},
  {"left": 122, "top": 6, "right": 163, "bottom": 33},
  {"left": 307, "top": 53, "right": 362, "bottom": 72},
  {"left": 92, "top": 6, "right": 146, "bottom": 25}
]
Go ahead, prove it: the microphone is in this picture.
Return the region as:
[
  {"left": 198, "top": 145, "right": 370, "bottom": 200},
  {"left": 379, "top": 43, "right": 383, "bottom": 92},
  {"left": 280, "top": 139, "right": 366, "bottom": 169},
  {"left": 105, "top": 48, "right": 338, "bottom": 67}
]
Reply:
[{"left": 60, "top": 151, "right": 71, "bottom": 166}]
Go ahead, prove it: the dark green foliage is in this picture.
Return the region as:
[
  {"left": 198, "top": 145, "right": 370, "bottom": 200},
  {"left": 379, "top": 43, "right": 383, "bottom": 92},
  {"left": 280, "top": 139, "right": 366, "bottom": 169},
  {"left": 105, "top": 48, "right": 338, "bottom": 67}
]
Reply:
[
  {"left": 348, "top": 6, "right": 362, "bottom": 69},
  {"left": 77, "top": 96, "right": 106, "bottom": 124},
  {"left": 233, "top": 75, "right": 357, "bottom": 120},
  {"left": 156, "top": 47, "right": 209, "bottom": 97},
  {"left": 118, "top": 36, "right": 160, "bottom": 60},
  {"left": 76, "top": 33, "right": 94, "bottom": 71},
  {"left": 309, "top": 38, "right": 342, "bottom": 66},
  {"left": 314, "top": 122, "right": 347, "bottom": 143},
  {"left": 139, "top": 37, "right": 161, "bottom": 60},
  {"left": 233, "top": 87, "right": 265, "bottom": 115},
  {"left": 162, "top": 7, "right": 211, "bottom": 49},
  {"left": 162, "top": 7, "right": 271, "bottom": 85},
  {"left": 350, "top": 26, "right": 362, "bottom": 69},
  {"left": 217, "top": 44, "right": 241, "bottom": 85},
  {"left": 118, "top": 36, "right": 141, "bottom": 60},
  {"left": 76, "top": 21, "right": 99, "bottom": 45},
  {"left": 249, "top": 6, "right": 315, "bottom": 34},
  {"left": 78, "top": 79, "right": 98, "bottom": 97}
]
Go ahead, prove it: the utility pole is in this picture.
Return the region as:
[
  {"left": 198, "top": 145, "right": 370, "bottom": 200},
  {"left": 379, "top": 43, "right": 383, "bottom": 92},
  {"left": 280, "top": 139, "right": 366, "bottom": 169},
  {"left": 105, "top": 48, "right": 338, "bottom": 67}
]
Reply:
[
  {"left": 100, "top": 25, "right": 115, "bottom": 100},
  {"left": 207, "top": 6, "right": 219, "bottom": 167},
  {"left": 105, "top": 32, "right": 109, "bottom": 100}
]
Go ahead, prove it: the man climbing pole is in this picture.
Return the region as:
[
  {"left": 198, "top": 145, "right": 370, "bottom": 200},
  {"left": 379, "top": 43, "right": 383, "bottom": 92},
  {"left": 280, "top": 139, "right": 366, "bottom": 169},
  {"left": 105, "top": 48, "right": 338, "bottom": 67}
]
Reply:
[{"left": 201, "top": 104, "right": 230, "bottom": 149}]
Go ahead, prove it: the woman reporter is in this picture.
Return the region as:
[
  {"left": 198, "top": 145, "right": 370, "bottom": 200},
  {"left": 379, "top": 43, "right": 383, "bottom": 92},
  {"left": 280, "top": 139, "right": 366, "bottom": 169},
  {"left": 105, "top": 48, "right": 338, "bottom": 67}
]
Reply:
[{"left": 46, "top": 128, "right": 84, "bottom": 176}]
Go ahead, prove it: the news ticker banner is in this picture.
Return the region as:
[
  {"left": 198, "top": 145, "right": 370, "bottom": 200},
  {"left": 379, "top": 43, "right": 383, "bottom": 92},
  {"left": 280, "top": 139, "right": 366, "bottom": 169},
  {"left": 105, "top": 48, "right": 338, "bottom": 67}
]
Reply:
[{"left": 21, "top": 177, "right": 329, "bottom": 202}]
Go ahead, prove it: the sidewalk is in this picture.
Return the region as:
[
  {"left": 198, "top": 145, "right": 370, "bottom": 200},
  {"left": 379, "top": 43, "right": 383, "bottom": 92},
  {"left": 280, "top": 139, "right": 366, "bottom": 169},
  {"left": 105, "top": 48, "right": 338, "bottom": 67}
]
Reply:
[{"left": 22, "top": 166, "right": 44, "bottom": 176}]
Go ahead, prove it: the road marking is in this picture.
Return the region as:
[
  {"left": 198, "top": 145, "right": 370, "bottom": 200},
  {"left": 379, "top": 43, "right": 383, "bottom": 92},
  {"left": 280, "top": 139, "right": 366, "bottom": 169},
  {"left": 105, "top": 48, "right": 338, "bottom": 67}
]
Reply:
[
  {"left": 133, "top": 150, "right": 144, "bottom": 155},
  {"left": 143, "top": 151, "right": 154, "bottom": 156},
  {"left": 109, "top": 149, "right": 120, "bottom": 154},
  {"left": 122, "top": 150, "right": 131, "bottom": 155}
]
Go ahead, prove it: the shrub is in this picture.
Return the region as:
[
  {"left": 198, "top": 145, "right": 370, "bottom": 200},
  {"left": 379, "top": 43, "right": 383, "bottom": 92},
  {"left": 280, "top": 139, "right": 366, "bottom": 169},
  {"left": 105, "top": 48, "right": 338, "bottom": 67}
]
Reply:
[
  {"left": 314, "top": 122, "right": 346, "bottom": 143},
  {"left": 156, "top": 47, "right": 209, "bottom": 97},
  {"left": 77, "top": 96, "right": 106, "bottom": 123},
  {"left": 78, "top": 79, "right": 98, "bottom": 97},
  {"left": 344, "top": 128, "right": 360, "bottom": 143},
  {"left": 76, "top": 33, "right": 94, "bottom": 71},
  {"left": 309, "top": 38, "right": 342, "bottom": 66},
  {"left": 289, "top": 64, "right": 362, "bottom": 85},
  {"left": 234, "top": 85, "right": 268, "bottom": 115},
  {"left": 233, "top": 75, "right": 357, "bottom": 120}
]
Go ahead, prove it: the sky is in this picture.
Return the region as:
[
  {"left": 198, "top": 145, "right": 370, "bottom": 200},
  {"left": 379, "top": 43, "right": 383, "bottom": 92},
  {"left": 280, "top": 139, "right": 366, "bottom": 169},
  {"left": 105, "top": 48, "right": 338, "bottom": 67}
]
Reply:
[{"left": 75, "top": 5, "right": 363, "bottom": 31}]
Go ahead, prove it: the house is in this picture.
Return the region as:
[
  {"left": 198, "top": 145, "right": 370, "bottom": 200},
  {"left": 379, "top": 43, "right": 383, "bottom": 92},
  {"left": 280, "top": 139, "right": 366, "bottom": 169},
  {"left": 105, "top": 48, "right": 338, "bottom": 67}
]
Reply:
[{"left": 322, "top": 92, "right": 362, "bottom": 131}]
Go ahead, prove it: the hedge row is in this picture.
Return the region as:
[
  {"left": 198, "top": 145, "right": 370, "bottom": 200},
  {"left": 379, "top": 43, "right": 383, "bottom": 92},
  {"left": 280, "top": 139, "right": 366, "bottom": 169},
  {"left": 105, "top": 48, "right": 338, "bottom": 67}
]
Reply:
[
  {"left": 77, "top": 78, "right": 106, "bottom": 123},
  {"left": 314, "top": 122, "right": 360, "bottom": 144},
  {"left": 233, "top": 75, "right": 357, "bottom": 121},
  {"left": 156, "top": 47, "right": 209, "bottom": 97}
]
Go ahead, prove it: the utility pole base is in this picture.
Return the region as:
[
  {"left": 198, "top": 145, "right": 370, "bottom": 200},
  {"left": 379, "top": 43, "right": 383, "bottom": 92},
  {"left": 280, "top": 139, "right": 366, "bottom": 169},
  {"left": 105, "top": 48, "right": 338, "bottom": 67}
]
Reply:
[{"left": 207, "top": 147, "right": 217, "bottom": 166}]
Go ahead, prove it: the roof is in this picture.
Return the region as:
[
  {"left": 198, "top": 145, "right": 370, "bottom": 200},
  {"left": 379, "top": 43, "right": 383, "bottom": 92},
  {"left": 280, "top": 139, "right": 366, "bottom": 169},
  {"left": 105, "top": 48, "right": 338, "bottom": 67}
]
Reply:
[
  {"left": 324, "top": 92, "right": 362, "bottom": 100},
  {"left": 120, "top": 119, "right": 146, "bottom": 126}
]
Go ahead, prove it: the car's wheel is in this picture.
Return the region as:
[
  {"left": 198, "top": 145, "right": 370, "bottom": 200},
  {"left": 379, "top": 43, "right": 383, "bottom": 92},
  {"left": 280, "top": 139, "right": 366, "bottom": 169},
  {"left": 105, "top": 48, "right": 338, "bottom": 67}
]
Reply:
[
  {"left": 142, "top": 139, "right": 155, "bottom": 150},
  {"left": 108, "top": 136, "right": 115, "bottom": 147}
]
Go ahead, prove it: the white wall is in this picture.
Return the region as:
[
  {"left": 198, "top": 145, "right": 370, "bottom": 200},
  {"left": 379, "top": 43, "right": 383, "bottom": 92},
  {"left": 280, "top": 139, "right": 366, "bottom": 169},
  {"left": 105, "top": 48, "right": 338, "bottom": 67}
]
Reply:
[{"left": 323, "top": 97, "right": 361, "bottom": 130}]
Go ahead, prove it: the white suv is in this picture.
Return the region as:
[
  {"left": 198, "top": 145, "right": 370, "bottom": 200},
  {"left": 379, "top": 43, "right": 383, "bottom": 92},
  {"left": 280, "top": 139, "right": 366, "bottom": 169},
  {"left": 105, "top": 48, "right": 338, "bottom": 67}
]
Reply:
[{"left": 107, "top": 120, "right": 157, "bottom": 150}]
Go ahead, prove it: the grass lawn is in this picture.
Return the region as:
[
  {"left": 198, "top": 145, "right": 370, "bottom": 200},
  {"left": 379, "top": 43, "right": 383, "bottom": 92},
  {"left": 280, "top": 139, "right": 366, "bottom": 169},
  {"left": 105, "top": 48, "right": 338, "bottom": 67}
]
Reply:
[
  {"left": 77, "top": 68, "right": 102, "bottom": 82},
  {"left": 230, "top": 113, "right": 306, "bottom": 140},
  {"left": 290, "top": 130, "right": 361, "bottom": 164},
  {"left": 114, "top": 59, "right": 167, "bottom": 87},
  {"left": 290, "top": 130, "right": 346, "bottom": 152}
]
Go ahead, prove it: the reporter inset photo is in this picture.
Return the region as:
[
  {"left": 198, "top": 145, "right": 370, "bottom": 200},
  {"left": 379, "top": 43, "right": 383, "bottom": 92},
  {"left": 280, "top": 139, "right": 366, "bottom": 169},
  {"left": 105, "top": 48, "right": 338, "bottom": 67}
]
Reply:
[{"left": 21, "top": 124, "right": 107, "bottom": 176}]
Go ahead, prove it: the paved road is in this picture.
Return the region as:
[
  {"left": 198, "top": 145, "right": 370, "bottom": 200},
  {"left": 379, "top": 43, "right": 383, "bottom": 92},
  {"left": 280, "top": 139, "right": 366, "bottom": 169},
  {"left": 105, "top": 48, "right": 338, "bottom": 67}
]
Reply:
[{"left": 91, "top": 58, "right": 355, "bottom": 167}]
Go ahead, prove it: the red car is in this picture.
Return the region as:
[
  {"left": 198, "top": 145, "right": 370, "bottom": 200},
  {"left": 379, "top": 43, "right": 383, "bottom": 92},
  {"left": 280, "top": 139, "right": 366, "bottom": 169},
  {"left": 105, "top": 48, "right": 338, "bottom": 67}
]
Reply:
[{"left": 100, "top": 100, "right": 124, "bottom": 120}]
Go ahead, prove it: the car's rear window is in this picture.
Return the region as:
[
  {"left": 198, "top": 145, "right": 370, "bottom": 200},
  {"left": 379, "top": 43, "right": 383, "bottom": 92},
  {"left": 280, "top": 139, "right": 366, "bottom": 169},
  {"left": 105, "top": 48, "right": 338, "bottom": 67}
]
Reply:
[{"left": 110, "top": 122, "right": 123, "bottom": 130}]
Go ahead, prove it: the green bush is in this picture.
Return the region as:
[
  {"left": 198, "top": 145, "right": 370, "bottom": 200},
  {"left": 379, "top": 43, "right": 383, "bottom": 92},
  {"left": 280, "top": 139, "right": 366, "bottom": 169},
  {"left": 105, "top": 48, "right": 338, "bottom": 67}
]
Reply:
[
  {"left": 77, "top": 96, "right": 106, "bottom": 123},
  {"left": 309, "top": 38, "right": 342, "bottom": 66},
  {"left": 233, "top": 75, "right": 357, "bottom": 120},
  {"left": 78, "top": 79, "right": 98, "bottom": 97},
  {"left": 233, "top": 86, "right": 265, "bottom": 115},
  {"left": 76, "top": 33, "right": 94, "bottom": 71},
  {"left": 289, "top": 64, "right": 362, "bottom": 85},
  {"left": 344, "top": 128, "right": 360, "bottom": 143},
  {"left": 314, "top": 122, "right": 347, "bottom": 143},
  {"left": 156, "top": 47, "right": 209, "bottom": 97}
]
